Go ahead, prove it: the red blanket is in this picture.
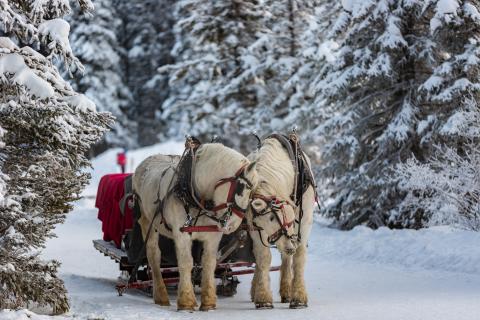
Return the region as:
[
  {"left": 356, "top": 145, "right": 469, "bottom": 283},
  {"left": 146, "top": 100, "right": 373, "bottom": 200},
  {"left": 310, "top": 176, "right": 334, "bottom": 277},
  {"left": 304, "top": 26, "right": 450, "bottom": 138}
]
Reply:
[{"left": 95, "top": 173, "right": 133, "bottom": 248}]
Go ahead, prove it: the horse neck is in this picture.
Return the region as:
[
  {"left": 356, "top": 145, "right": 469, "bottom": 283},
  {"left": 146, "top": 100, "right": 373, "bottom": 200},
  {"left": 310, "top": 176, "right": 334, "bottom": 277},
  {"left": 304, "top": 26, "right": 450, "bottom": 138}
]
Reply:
[
  {"left": 255, "top": 139, "right": 294, "bottom": 198},
  {"left": 193, "top": 144, "right": 245, "bottom": 199}
]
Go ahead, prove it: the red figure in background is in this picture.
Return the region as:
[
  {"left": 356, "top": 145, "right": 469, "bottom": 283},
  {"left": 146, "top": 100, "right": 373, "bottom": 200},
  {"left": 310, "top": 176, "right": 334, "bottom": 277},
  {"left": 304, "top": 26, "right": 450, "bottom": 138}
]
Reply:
[{"left": 116, "top": 150, "right": 127, "bottom": 173}]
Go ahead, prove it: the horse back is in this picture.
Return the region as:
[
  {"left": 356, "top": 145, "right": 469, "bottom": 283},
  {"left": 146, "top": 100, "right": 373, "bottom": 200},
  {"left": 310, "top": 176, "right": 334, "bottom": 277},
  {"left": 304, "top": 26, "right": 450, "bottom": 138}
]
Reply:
[{"left": 132, "top": 154, "right": 180, "bottom": 216}]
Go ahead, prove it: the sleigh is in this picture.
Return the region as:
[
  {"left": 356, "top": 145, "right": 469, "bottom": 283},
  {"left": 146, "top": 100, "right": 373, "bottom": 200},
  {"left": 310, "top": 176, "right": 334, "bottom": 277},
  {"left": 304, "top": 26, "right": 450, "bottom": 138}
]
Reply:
[{"left": 92, "top": 172, "right": 279, "bottom": 297}]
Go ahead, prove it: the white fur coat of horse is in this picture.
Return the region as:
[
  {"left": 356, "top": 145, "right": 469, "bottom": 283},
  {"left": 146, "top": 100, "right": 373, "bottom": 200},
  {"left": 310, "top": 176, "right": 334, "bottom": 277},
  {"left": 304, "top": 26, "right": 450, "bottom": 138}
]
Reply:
[
  {"left": 132, "top": 143, "right": 258, "bottom": 311},
  {"left": 247, "top": 138, "right": 314, "bottom": 309}
]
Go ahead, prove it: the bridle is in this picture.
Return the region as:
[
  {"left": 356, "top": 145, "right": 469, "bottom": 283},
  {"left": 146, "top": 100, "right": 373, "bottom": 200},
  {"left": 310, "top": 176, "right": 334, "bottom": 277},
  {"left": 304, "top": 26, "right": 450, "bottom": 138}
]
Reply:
[
  {"left": 250, "top": 194, "right": 297, "bottom": 248},
  {"left": 180, "top": 164, "right": 255, "bottom": 232}
]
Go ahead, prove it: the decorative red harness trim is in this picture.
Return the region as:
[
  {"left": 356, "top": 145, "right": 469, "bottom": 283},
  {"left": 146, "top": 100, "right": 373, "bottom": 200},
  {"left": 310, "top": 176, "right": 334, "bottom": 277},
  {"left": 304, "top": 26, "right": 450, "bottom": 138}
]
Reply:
[
  {"left": 180, "top": 225, "right": 221, "bottom": 233},
  {"left": 267, "top": 219, "right": 295, "bottom": 243},
  {"left": 180, "top": 164, "right": 248, "bottom": 233},
  {"left": 251, "top": 194, "right": 296, "bottom": 244},
  {"left": 209, "top": 164, "right": 248, "bottom": 218}
]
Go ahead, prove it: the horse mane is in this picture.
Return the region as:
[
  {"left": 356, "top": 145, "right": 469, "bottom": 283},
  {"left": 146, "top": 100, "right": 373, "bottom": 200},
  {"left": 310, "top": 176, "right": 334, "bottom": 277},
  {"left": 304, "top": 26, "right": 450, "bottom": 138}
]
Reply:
[
  {"left": 196, "top": 143, "right": 246, "bottom": 166},
  {"left": 253, "top": 138, "right": 294, "bottom": 199},
  {"left": 193, "top": 143, "right": 252, "bottom": 198}
]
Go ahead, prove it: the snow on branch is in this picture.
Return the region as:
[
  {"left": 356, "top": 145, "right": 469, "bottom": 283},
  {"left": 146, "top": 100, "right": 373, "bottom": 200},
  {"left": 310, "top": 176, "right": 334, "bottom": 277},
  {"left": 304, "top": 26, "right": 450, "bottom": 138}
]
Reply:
[{"left": 0, "top": 0, "right": 84, "bottom": 72}]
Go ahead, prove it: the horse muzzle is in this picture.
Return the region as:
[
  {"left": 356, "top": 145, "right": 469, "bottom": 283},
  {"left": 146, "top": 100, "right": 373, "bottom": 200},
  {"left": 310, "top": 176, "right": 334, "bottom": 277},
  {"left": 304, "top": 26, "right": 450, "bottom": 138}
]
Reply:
[{"left": 278, "top": 238, "right": 298, "bottom": 256}]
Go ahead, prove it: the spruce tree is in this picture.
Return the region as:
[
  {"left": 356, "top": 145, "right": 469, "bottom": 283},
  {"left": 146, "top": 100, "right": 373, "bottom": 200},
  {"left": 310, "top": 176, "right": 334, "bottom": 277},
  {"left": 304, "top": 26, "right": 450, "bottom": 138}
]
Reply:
[
  {"left": 160, "top": 0, "right": 264, "bottom": 147},
  {"left": 0, "top": 0, "right": 112, "bottom": 312},
  {"left": 68, "top": 0, "right": 136, "bottom": 152},
  {"left": 395, "top": 99, "right": 480, "bottom": 230},
  {"left": 312, "top": 0, "right": 480, "bottom": 229},
  {"left": 243, "top": 0, "right": 341, "bottom": 134},
  {"left": 116, "top": 0, "right": 176, "bottom": 146}
]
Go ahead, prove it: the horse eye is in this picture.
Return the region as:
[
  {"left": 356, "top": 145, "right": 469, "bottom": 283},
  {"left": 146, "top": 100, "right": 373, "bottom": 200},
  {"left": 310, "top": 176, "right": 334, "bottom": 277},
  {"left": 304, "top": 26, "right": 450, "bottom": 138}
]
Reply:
[{"left": 269, "top": 214, "right": 275, "bottom": 221}]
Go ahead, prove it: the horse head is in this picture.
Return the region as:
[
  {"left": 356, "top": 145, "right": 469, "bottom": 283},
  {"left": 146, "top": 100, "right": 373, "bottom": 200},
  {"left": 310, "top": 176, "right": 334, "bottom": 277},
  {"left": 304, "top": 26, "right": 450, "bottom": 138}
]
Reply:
[
  {"left": 193, "top": 143, "right": 259, "bottom": 234},
  {"left": 211, "top": 160, "right": 258, "bottom": 234},
  {"left": 249, "top": 191, "right": 298, "bottom": 255}
]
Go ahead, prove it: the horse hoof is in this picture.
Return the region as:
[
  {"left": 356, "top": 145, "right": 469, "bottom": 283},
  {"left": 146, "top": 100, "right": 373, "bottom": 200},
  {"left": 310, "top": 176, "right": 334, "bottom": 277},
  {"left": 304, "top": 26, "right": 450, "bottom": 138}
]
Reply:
[
  {"left": 177, "top": 304, "right": 196, "bottom": 312},
  {"left": 200, "top": 304, "right": 216, "bottom": 311},
  {"left": 177, "top": 307, "right": 195, "bottom": 312},
  {"left": 255, "top": 302, "right": 274, "bottom": 309},
  {"left": 289, "top": 301, "right": 308, "bottom": 309},
  {"left": 281, "top": 297, "right": 291, "bottom": 303}
]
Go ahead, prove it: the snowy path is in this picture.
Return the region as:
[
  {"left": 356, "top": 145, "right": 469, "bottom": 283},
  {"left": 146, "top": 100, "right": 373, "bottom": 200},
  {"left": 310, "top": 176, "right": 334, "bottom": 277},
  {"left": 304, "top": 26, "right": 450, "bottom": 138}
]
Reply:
[{"left": 35, "top": 201, "right": 480, "bottom": 320}]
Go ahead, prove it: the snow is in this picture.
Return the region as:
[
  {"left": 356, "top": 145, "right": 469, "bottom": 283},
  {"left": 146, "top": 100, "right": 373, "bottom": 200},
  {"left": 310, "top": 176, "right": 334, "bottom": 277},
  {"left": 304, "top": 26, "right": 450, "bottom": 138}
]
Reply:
[
  {"left": 3, "top": 141, "right": 480, "bottom": 319},
  {"left": 430, "top": 0, "right": 460, "bottom": 32},
  {"left": 440, "top": 111, "right": 470, "bottom": 135},
  {"left": 420, "top": 75, "right": 443, "bottom": 91},
  {"left": 20, "top": 199, "right": 479, "bottom": 320},
  {"left": 0, "top": 53, "right": 55, "bottom": 99},
  {"left": 38, "top": 19, "right": 73, "bottom": 53},
  {"left": 378, "top": 101, "right": 415, "bottom": 143},
  {"left": 464, "top": 3, "right": 480, "bottom": 21},
  {"left": 436, "top": 0, "right": 460, "bottom": 15},
  {"left": 0, "top": 37, "right": 17, "bottom": 50},
  {"left": 64, "top": 94, "right": 96, "bottom": 113},
  {"left": 341, "top": 0, "right": 360, "bottom": 12},
  {"left": 128, "top": 45, "right": 144, "bottom": 59},
  {"left": 0, "top": 309, "right": 68, "bottom": 320},
  {"left": 377, "top": 16, "right": 407, "bottom": 49},
  {"left": 2, "top": 142, "right": 476, "bottom": 320},
  {"left": 316, "top": 40, "right": 338, "bottom": 63}
]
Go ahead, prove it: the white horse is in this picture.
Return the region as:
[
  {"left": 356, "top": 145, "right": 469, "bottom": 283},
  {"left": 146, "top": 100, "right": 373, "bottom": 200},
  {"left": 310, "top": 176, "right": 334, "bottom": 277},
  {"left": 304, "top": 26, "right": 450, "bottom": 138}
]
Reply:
[
  {"left": 132, "top": 143, "right": 258, "bottom": 311},
  {"left": 247, "top": 137, "right": 315, "bottom": 309}
]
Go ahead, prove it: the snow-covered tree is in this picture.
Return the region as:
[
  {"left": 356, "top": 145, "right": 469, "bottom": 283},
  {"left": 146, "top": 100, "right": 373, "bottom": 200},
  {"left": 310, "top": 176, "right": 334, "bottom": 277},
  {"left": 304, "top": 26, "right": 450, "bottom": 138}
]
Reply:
[
  {"left": 116, "top": 0, "right": 176, "bottom": 146},
  {"left": 68, "top": 0, "right": 136, "bottom": 151},
  {"left": 395, "top": 101, "right": 480, "bottom": 230},
  {"left": 160, "top": 0, "right": 265, "bottom": 147},
  {"left": 233, "top": 0, "right": 340, "bottom": 135},
  {"left": 312, "top": 0, "right": 480, "bottom": 229},
  {"left": 0, "top": 0, "right": 112, "bottom": 313}
]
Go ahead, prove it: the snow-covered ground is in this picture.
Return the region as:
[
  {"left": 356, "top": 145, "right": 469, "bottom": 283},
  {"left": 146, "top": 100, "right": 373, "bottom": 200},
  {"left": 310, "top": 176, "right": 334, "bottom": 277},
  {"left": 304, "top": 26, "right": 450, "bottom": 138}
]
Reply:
[{"left": 2, "top": 141, "right": 480, "bottom": 320}]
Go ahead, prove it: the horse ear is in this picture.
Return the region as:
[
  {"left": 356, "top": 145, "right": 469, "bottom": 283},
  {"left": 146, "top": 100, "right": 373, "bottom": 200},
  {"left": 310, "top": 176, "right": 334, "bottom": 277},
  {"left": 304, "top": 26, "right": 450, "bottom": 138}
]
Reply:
[{"left": 246, "top": 161, "right": 257, "bottom": 173}]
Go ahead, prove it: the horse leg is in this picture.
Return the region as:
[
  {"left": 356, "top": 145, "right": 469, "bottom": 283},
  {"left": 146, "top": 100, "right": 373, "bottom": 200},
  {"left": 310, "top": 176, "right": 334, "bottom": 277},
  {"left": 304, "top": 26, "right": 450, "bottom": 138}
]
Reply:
[
  {"left": 250, "top": 268, "right": 258, "bottom": 302},
  {"left": 200, "top": 234, "right": 222, "bottom": 311},
  {"left": 145, "top": 229, "right": 170, "bottom": 306},
  {"left": 252, "top": 239, "right": 273, "bottom": 309},
  {"left": 290, "top": 243, "right": 308, "bottom": 308},
  {"left": 175, "top": 234, "right": 197, "bottom": 311},
  {"left": 279, "top": 253, "right": 293, "bottom": 303}
]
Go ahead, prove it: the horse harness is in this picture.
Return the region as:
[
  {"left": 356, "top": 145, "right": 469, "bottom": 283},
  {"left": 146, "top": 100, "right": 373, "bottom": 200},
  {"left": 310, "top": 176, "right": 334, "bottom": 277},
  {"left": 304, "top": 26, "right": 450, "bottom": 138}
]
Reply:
[
  {"left": 128, "top": 138, "right": 253, "bottom": 283},
  {"left": 249, "top": 132, "right": 317, "bottom": 248},
  {"left": 250, "top": 194, "right": 297, "bottom": 248},
  {"left": 172, "top": 137, "right": 254, "bottom": 233}
]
